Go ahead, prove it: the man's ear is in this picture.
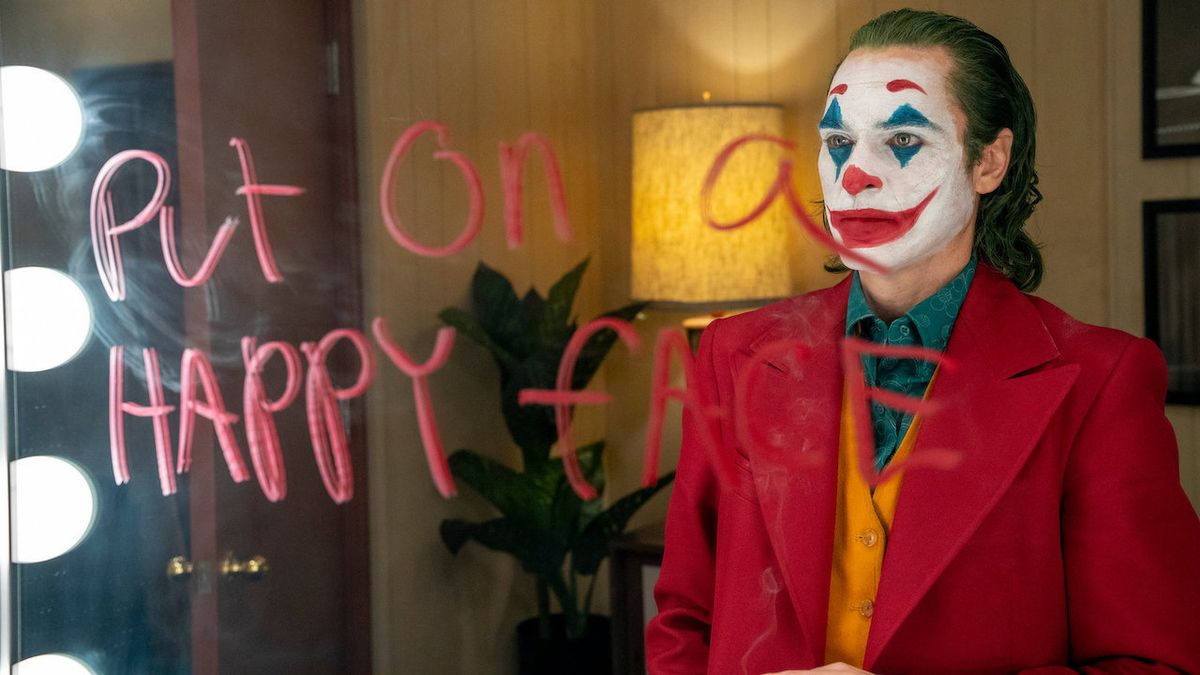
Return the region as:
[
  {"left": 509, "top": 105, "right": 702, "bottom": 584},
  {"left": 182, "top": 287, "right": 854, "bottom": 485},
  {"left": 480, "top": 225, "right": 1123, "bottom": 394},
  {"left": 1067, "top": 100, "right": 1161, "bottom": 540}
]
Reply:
[{"left": 973, "top": 128, "right": 1013, "bottom": 195}]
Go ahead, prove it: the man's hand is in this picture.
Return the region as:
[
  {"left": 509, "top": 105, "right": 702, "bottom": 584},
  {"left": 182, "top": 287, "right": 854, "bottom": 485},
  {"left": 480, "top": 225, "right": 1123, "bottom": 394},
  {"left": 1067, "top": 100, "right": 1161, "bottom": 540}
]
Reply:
[{"left": 763, "top": 663, "right": 875, "bottom": 675}]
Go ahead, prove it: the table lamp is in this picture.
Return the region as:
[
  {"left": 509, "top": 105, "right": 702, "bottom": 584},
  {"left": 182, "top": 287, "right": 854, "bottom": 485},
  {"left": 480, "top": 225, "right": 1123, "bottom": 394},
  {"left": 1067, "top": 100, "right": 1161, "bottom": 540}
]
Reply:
[{"left": 631, "top": 102, "right": 792, "bottom": 349}]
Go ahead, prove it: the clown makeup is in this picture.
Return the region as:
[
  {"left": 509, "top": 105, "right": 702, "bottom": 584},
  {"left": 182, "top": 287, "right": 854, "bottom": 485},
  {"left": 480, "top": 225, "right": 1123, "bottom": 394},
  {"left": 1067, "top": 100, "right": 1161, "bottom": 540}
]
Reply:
[{"left": 817, "top": 48, "right": 977, "bottom": 273}]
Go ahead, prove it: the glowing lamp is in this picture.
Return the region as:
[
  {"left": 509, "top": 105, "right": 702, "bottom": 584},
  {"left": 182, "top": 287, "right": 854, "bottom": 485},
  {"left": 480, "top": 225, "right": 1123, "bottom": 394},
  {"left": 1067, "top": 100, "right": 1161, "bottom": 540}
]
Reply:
[{"left": 631, "top": 103, "right": 791, "bottom": 306}]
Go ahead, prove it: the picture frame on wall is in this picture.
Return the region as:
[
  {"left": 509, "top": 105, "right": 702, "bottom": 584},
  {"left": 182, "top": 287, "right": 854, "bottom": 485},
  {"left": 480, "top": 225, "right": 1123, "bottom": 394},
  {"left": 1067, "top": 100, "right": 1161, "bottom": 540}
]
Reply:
[
  {"left": 1144, "top": 199, "right": 1200, "bottom": 405},
  {"left": 1142, "top": 0, "right": 1200, "bottom": 158}
]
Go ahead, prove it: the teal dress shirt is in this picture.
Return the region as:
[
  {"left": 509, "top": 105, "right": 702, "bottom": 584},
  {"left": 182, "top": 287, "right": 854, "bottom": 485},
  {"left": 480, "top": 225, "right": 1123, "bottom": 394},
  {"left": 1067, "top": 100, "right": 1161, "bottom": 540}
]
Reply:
[{"left": 845, "top": 255, "right": 977, "bottom": 471}]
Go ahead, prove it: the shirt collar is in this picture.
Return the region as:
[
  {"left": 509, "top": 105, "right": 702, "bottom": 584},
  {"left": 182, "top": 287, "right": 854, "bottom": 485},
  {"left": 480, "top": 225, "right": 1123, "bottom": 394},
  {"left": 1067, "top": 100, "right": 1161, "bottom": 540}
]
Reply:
[{"left": 844, "top": 254, "right": 977, "bottom": 351}]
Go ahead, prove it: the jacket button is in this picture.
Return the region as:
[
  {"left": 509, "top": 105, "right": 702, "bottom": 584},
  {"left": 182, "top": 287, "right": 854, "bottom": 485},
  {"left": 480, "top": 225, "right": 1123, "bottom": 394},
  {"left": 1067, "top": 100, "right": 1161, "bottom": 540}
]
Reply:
[
  {"left": 856, "top": 599, "right": 875, "bottom": 618},
  {"left": 856, "top": 528, "right": 880, "bottom": 548}
]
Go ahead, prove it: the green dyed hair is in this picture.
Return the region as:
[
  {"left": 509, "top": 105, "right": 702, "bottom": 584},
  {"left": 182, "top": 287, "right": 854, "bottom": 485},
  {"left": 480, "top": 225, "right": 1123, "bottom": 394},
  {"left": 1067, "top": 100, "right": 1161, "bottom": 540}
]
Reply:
[{"left": 826, "top": 8, "right": 1044, "bottom": 291}]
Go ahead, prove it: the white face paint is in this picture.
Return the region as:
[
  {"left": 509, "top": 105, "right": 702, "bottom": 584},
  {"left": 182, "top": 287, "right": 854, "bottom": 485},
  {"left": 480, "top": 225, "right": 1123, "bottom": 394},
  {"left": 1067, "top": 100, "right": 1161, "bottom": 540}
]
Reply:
[{"left": 817, "top": 48, "right": 977, "bottom": 273}]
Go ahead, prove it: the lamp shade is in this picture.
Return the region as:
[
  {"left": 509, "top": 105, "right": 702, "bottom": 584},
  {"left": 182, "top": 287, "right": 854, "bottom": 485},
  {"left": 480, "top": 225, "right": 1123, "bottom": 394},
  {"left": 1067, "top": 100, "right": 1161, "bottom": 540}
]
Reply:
[{"left": 631, "top": 104, "right": 791, "bottom": 304}]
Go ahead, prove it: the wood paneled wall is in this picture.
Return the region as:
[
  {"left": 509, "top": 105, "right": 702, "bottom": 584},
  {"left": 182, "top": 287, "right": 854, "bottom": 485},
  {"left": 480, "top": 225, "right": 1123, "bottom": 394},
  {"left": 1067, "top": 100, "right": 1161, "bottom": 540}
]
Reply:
[
  {"left": 355, "top": 3, "right": 609, "bottom": 673},
  {"left": 355, "top": 2, "right": 1200, "bottom": 672}
]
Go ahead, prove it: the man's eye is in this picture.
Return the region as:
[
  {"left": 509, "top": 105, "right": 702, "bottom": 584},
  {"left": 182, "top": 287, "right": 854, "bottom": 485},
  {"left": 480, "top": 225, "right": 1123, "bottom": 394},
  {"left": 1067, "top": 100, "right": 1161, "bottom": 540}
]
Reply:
[
  {"left": 889, "top": 132, "right": 920, "bottom": 148},
  {"left": 826, "top": 135, "right": 852, "bottom": 149}
]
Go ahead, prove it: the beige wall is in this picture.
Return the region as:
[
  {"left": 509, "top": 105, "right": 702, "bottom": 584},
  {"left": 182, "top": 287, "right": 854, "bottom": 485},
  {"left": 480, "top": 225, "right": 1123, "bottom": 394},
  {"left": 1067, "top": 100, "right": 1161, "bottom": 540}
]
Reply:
[
  {"left": 356, "top": 2, "right": 1200, "bottom": 673},
  {"left": 0, "top": 0, "right": 172, "bottom": 70},
  {"left": 1104, "top": 0, "right": 1200, "bottom": 517},
  {"left": 355, "top": 3, "right": 610, "bottom": 673}
]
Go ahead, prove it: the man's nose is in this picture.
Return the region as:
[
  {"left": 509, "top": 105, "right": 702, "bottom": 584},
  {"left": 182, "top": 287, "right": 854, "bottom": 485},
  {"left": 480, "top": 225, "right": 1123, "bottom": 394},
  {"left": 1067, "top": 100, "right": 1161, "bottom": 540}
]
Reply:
[{"left": 841, "top": 164, "right": 882, "bottom": 196}]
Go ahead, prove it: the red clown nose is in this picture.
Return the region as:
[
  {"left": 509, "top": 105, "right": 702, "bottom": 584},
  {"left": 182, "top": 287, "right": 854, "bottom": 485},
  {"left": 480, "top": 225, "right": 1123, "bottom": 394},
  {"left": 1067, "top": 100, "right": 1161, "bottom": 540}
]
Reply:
[{"left": 841, "top": 164, "right": 883, "bottom": 196}]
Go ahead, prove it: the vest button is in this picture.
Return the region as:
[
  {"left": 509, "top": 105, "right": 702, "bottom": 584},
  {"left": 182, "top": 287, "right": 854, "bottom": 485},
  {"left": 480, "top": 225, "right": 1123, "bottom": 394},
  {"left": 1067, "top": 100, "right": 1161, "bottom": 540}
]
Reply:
[
  {"left": 856, "top": 528, "right": 880, "bottom": 548},
  {"left": 854, "top": 599, "right": 875, "bottom": 618}
]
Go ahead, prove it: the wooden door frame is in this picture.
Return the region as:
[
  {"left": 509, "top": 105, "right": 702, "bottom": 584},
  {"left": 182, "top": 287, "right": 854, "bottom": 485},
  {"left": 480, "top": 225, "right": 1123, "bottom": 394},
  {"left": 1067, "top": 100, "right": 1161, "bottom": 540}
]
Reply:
[
  {"left": 169, "top": 1, "right": 369, "bottom": 673},
  {"left": 324, "top": 1, "right": 372, "bottom": 673}
]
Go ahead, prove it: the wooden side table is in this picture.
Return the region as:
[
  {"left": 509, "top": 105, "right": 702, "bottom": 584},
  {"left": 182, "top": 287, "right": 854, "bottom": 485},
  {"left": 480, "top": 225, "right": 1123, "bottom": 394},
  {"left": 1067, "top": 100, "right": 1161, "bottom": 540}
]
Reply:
[{"left": 609, "top": 522, "right": 666, "bottom": 675}]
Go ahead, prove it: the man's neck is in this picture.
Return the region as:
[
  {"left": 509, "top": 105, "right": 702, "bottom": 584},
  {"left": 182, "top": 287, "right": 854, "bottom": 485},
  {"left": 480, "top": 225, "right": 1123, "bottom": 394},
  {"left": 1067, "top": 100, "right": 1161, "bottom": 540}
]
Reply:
[{"left": 857, "top": 226, "right": 974, "bottom": 323}]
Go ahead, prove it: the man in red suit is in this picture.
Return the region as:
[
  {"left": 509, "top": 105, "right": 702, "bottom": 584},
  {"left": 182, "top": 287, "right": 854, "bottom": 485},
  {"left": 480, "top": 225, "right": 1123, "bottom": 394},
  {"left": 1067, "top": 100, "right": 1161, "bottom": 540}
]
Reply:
[{"left": 646, "top": 9, "right": 1200, "bottom": 674}]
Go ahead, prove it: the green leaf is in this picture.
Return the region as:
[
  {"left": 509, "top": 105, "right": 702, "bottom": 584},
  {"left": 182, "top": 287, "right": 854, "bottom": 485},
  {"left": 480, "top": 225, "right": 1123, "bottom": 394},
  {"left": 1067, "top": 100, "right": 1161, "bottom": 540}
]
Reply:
[
  {"left": 545, "top": 570, "right": 583, "bottom": 635},
  {"left": 571, "top": 472, "right": 675, "bottom": 575},
  {"left": 438, "top": 306, "right": 519, "bottom": 373},
  {"left": 471, "top": 262, "right": 535, "bottom": 360},
  {"left": 440, "top": 518, "right": 474, "bottom": 554},
  {"left": 501, "top": 377, "right": 558, "bottom": 469},
  {"left": 577, "top": 440, "right": 605, "bottom": 489},
  {"left": 499, "top": 341, "right": 573, "bottom": 468},
  {"left": 548, "top": 441, "right": 605, "bottom": 543},
  {"left": 537, "top": 258, "right": 589, "bottom": 347},
  {"left": 577, "top": 440, "right": 607, "bottom": 523},
  {"left": 570, "top": 302, "right": 648, "bottom": 390},
  {"left": 440, "top": 517, "right": 565, "bottom": 576},
  {"left": 520, "top": 288, "right": 546, "bottom": 329},
  {"left": 448, "top": 449, "right": 556, "bottom": 527}
]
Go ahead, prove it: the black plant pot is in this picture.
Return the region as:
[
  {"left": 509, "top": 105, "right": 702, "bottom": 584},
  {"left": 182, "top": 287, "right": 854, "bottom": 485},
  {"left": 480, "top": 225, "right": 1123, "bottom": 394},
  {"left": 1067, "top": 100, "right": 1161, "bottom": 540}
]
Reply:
[{"left": 516, "top": 614, "right": 612, "bottom": 675}]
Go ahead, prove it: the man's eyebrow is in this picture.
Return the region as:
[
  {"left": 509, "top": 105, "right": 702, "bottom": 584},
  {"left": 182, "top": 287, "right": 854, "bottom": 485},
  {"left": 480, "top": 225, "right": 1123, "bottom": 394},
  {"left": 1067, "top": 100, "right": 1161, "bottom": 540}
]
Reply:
[
  {"left": 819, "top": 98, "right": 845, "bottom": 130},
  {"left": 886, "top": 79, "right": 926, "bottom": 94},
  {"left": 877, "top": 103, "right": 941, "bottom": 131}
]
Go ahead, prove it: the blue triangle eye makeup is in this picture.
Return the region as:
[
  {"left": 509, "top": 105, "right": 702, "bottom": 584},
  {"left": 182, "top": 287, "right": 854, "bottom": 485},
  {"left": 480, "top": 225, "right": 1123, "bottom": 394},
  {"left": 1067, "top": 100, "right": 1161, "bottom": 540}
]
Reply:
[
  {"left": 821, "top": 99, "right": 941, "bottom": 177},
  {"left": 890, "top": 141, "right": 921, "bottom": 167},
  {"left": 881, "top": 103, "right": 936, "bottom": 129},
  {"left": 829, "top": 141, "right": 852, "bottom": 180},
  {"left": 880, "top": 104, "right": 935, "bottom": 167},
  {"left": 819, "top": 98, "right": 845, "bottom": 130},
  {"left": 820, "top": 98, "right": 852, "bottom": 179}
]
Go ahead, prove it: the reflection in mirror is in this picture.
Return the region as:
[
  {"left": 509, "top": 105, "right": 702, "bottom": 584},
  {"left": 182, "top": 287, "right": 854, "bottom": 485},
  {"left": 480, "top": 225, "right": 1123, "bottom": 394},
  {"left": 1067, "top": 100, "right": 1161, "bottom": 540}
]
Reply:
[
  {"left": 4, "top": 1, "right": 371, "bottom": 673},
  {"left": 3, "top": 2, "right": 192, "bottom": 673},
  {"left": 3, "top": 2, "right": 1198, "bottom": 674}
]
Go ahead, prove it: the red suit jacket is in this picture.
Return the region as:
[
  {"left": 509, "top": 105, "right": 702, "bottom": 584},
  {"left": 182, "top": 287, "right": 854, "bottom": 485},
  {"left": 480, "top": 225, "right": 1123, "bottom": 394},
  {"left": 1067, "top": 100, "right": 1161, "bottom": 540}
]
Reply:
[{"left": 646, "top": 264, "right": 1200, "bottom": 674}]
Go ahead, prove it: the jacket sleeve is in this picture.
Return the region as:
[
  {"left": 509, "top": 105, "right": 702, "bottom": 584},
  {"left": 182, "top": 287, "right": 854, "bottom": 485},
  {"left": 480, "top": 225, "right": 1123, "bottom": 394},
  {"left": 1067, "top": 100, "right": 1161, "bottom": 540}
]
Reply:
[
  {"left": 1023, "top": 337, "right": 1200, "bottom": 674},
  {"left": 645, "top": 319, "right": 725, "bottom": 674}
]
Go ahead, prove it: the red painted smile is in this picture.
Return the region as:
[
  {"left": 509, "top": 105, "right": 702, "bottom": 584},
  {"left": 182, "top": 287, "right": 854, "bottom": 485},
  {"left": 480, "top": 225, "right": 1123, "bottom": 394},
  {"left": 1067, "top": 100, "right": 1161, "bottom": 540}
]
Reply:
[{"left": 829, "top": 188, "right": 938, "bottom": 248}]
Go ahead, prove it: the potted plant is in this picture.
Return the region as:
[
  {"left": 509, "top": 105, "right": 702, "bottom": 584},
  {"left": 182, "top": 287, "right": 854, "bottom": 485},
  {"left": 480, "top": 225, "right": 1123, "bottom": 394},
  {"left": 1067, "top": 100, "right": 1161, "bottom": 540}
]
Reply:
[{"left": 437, "top": 258, "right": 674, "bottom": 675}]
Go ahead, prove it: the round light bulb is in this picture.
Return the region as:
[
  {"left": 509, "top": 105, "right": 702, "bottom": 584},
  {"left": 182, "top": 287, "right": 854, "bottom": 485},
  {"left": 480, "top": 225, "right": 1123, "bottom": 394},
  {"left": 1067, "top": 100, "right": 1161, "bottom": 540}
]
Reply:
[
  {"left": 10, "top": 455, "right": 97, "bottom": 564},
  {"left": 5, "top": 266, "right": 93, "bottom": 373},
  {"left": 0, "top": 66, "right": 85, "bottom": 172},
  {"left": 14, "top": 654, "right": 99, "bottom": 675}
]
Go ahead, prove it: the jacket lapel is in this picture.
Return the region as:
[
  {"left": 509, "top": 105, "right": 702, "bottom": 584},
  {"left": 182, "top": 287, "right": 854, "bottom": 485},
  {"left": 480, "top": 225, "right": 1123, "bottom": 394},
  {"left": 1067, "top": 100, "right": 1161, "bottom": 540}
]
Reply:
[
  {"left": 731, "top": 277, "right": 851, "bottom": 665},
  {"left": 864, "top": 265, "right": 1080, "bottom": 667}
]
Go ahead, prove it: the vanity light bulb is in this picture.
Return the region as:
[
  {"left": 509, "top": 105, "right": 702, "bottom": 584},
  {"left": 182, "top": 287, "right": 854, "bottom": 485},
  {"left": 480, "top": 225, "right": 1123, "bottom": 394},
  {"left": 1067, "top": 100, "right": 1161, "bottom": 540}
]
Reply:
[
  {"left": 10, "top": 455, "right": 97, "bottom": 564},
  {"left": 0, "top": 65, "right": 85, "bottom": 172},
  {"left": 14, "top": 654, "right": 99, "bottom": 675},
  {"left": 5, "top": 267, "right": 93, "bottom": 373}
]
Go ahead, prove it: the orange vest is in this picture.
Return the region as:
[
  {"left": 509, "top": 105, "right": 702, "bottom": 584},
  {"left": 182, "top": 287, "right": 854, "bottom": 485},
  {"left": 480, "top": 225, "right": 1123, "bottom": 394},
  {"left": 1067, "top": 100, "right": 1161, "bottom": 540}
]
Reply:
[{"left": 824, "top": 387, "right": 925, "bottom": 667}]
